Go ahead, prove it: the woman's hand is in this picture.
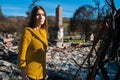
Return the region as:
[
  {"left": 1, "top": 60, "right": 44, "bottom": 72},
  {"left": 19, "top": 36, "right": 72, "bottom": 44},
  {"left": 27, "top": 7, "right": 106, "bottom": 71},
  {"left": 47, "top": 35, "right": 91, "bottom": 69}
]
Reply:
[{"left": 21, "top": 68, "right": 29, "bottom": 80}]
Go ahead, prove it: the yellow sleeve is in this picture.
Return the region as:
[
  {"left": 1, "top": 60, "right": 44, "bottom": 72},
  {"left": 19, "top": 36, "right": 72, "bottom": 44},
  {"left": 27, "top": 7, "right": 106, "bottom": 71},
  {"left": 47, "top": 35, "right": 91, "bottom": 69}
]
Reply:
[{"left": 18, "top": 28, "right": 31, "bottom": 68}]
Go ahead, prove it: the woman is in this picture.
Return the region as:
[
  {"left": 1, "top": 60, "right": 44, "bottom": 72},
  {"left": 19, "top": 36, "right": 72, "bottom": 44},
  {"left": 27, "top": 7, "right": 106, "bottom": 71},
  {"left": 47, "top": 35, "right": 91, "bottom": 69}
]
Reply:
[{"left": 18, "top": 6, "right": 48, "bottom": 80}]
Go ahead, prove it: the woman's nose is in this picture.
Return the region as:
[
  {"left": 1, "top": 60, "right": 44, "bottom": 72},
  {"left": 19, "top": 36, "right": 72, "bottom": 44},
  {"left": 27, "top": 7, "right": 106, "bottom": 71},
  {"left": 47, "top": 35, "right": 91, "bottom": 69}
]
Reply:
[{"left": 39, "top": 14, "right": 42, "bottom": 18}]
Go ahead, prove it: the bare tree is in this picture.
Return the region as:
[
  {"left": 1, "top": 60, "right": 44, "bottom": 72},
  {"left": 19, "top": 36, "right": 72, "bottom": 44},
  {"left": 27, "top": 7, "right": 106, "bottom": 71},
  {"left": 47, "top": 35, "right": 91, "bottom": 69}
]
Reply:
[
  {"left": 26, "top": 0, "right": 40, "bottom": 17},
  {"left": 69, "top": 5, "right": 95, "bottom": 41}
]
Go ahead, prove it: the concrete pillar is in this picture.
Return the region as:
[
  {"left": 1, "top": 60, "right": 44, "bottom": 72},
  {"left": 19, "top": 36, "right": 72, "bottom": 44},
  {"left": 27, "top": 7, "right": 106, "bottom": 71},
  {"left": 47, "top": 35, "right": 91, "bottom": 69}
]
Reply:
[{"left": 55, "top": 5, "right": 64, "bottom": 48}]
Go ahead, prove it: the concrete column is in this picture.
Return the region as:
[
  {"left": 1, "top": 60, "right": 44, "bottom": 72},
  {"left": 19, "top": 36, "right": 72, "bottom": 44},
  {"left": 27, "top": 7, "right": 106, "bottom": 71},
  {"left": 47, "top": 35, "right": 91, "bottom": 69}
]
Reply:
[{"left": 55, "top": 5, "right": 64, "bottom": 47}]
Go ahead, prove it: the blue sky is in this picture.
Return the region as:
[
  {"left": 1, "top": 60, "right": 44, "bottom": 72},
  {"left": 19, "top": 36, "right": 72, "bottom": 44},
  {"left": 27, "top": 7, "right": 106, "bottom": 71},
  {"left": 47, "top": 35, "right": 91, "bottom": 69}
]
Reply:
[{"left": 0, "top": 0, "right": 120, "bottom": 18}]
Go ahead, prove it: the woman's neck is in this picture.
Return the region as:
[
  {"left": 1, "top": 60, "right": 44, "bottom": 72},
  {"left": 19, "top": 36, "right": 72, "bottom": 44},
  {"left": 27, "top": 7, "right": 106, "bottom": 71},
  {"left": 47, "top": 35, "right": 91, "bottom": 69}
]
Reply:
[{"left": 34, "top": 25, "right": 41, "bottom": 30}]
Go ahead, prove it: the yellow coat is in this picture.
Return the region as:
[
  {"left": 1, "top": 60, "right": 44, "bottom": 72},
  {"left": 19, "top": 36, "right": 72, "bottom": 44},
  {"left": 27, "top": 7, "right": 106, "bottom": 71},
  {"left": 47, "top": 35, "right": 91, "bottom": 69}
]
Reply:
[{"left": 18, "top": 27, "right": 48, "bottom": 79}]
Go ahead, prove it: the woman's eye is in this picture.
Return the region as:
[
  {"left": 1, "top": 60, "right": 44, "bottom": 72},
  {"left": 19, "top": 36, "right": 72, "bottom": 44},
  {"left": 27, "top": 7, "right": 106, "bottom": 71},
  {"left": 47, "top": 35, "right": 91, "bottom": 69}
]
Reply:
[
  {"left": 37, "top": 14, "right": 45, "bottom": 16},
  {"left": 37, "top": 14, "right": 40, "bottom": 16}
]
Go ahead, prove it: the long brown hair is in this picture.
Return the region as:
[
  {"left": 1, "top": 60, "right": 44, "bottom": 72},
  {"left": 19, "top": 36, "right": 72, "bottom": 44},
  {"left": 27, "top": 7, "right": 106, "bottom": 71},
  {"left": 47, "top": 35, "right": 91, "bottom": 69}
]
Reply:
[{"left": 29, "top": 6, "right": 49, "bottom": 38}]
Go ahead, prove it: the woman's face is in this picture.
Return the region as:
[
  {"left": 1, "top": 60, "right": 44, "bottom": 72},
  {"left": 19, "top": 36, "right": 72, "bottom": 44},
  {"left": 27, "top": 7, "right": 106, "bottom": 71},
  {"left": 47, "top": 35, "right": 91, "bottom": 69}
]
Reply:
[{"left": 36, "top": 9, "right": 45, "bottom": 26}]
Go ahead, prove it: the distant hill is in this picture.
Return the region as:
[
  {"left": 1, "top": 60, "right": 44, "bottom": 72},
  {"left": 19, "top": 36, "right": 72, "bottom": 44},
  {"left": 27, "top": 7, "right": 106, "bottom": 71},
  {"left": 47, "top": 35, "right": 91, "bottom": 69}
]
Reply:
[
  {"left": 0, "top": 16, "right": 70, "bottom": 33},
  {"left": 0, "top": 16, "right": 26, "bottom": 33}
]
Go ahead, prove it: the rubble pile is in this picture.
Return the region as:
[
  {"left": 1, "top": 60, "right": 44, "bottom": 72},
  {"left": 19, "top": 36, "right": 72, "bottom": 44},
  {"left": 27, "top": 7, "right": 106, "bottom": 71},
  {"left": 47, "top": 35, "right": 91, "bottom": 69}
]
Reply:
[
  {"left": 46, "top": 43, "right": 95, "bottom": 80},
  {"left": 0, "top": 60, "right": 21, "bottom": 80},
  {"left": 0, "top": 33, "right": 20, "bottom": 80},
  {"left": 46, "top": 43, "right": 119, "bottom": 80}
]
